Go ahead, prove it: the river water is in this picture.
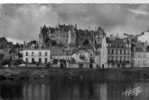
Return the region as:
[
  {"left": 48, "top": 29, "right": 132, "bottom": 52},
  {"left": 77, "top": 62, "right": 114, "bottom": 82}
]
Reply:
[{"left": 0, "top": 79, "right": 148, "bottom": 100}]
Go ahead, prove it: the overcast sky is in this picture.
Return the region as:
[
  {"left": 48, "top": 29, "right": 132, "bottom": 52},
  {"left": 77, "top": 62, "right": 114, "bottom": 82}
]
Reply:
[{"left": 0, "top": 4, "right": 149, "bottom": 42}]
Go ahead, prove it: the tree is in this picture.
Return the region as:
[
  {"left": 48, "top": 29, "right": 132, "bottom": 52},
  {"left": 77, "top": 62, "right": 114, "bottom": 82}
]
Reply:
[{"left": 1, "top": 59, "right": 11, "bottom": 65}]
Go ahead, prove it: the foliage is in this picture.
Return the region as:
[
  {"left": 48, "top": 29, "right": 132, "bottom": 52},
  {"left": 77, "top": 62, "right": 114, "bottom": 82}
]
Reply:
[
  {"left": 12, "top": 59, "right": 24, "bottom": 65},
  {"left": 1, "top": 59, "right": 11, "bottom": 65}
]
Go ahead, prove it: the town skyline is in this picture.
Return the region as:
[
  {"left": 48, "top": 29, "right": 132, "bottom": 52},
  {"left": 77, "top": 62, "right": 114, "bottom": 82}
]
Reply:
[{"left": 1, "top": 4, "right": 149, "bottom": 43}]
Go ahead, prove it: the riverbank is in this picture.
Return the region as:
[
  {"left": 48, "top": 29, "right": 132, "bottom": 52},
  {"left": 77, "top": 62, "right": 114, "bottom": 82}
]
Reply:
[{"left": 0, "top": 67, "right": 149, "bottom": 82}]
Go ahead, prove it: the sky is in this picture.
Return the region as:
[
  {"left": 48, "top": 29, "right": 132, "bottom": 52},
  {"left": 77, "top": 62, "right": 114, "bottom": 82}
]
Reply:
[{"left": 0, "top": 4, "right": 149, "bottom": 43}]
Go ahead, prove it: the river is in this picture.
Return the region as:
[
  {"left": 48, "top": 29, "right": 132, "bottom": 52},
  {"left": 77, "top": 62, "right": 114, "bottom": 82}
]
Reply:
[{"left": 0, "top": 79, "right": 148, "bottom": 100}]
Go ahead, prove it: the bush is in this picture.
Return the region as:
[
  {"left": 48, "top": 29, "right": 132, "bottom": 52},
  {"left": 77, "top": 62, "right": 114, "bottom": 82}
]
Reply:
[
  {"left": 1, "top": 59, "right": 11, "bottom": 65},
  {"left": 12, "top": 59, "right": 24, "bottom": 65}
]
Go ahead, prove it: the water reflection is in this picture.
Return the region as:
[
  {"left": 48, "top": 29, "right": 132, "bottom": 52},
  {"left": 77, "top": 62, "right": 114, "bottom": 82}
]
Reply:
[
  {"left": 0, "top": 80, "right": 149, "bottom": 100},
  {"left": 0, "top": 81, "right": 22, "bottom": 100}
]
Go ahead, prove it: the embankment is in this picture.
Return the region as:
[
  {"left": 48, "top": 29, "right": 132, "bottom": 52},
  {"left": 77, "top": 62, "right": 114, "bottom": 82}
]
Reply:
[{"left": 0, "top": 67, "right": 148, "bottom": 82}]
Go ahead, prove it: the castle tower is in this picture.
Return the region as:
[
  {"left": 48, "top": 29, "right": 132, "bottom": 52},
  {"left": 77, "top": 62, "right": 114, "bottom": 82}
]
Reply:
[
  {"left": 39, "top": 25, "right": 49, "bottom": 48},
  {"left": 94, "top": 27, "right": 108, "bottom": 68}
]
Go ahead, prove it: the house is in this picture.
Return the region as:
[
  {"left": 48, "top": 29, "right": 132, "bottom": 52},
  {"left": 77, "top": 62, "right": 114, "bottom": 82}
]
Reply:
[
  {"left": 22, "top": 49, "right": 51, "bottom": 64},
  {"left": 107, "top": 37, "right": 131, "bottom": 68}
]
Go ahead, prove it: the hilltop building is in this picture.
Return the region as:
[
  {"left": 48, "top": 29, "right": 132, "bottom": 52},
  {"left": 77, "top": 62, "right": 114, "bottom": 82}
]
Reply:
[
  {"left": 39, "top": 24, "right": 77, "bottom": 48},
  {"left": 38, "top": 24, "right": 106, "bottom": 49}
]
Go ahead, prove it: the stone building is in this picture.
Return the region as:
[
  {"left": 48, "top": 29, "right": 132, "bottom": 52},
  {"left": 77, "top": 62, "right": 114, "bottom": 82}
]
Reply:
[
  {"left": 39, "top": 24, "right": 106, "bottom": 49},
  {"left": 39, "top": 24, "right": 77, "bottom": 47},
  {"left": 107, "top": 37, "right": 131, "bottom": 68}
]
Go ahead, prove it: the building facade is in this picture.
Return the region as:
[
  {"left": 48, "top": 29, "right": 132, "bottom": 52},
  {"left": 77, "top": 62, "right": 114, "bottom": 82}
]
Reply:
[
  {"left": 134, "top": 51, "right": 149, "bottom": 67},
  {"left": 22, "top": 49, "right": 51, "bottom": 64},
  {"left": 134, "top": 45, "right": 149, "bottom": 67},
  {"left": 107, "top": 37, "right": 131, "bottom": 68}
]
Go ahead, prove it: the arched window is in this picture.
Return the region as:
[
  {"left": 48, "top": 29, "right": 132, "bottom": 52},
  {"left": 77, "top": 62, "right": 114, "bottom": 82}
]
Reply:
[
  {"left": 32, "top": 58, "right": 35, "bottom": 63},
  {"left": 111, "top": 49, "right": 114, "bottom": 54}
]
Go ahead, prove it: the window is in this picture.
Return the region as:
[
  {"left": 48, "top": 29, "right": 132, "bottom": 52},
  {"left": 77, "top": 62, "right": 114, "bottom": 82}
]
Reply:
[
  {"left": 32, "top": 58, "right": 35, "bottom": 63},
  {"left": 111, "top": 49, "right": 114, "bottom": 54},
  {"left": 128, "top": 50, "right": 130, "bottom": 54},
  {"left": 32, "top": 52, "right": 34, "bottom": 56},
  {"left": 39, "top": 58, "right": 42, "bottom": 63},
  {"left": 120, "top": 56, "right": 122, "bottom": 61},
  {"left": 124, "top": 50, "right": 126, "bottom": 55},
  {"left": 125, "top": 50, "right": 127, "bottom": 55},
  {"left": 118, "top": 50, "right": 120, "bottom": 54},
  {"left": 120, "top": 49, "right": 122, "bottom": 54},
  {"left": 26, "top": 52, "right": 28, "bottom": 56},
  {"left": 26, "top": 58, "right": 28, "bottom": 62},
  {"left": 108, "top": 50, "right": 110, "bottom": 54},
  {"left": 45, "top": 52, "right": 48, "bottom": 56},
  {"left": 108, "top": 56, "right": 111, "bottom": 61},
  {"left": 45, "top": 58, "right": 48, "bottom": 63},
  {"left": 115, "top": 50, "right": 117, "bottom": 54},
  {"left": 39, "top": 52, "right": 41, "bottom": 56},
  {"left": 111, "top": 56, "right": 113, "bottom": 61}
]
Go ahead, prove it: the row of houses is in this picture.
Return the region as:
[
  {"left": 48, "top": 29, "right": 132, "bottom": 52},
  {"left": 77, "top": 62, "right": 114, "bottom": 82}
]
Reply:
[
  {"left": 21, "top": 35, "right": 135, "bottom": 68},
  {"left": 20, "top": 24, "right": 149, "bottom": 68},
  {"left": 22, "top": 35, "right": 149, "bottom": 68}
]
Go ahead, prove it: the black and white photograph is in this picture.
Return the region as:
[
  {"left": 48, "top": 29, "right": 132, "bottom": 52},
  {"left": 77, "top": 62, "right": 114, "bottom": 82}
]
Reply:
[{"left": 0, "top": 3, "right": 149, "bottom": 100}]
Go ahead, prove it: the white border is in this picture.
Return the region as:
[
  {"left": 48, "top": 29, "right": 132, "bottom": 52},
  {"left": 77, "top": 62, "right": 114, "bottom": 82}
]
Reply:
[{"left": 0, "top": 0, "right": 149, "bottom": 4}]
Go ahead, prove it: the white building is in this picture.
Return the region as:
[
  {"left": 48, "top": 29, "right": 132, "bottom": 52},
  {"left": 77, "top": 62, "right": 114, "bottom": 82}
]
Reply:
[
  {"left": 134, "top": 51, "right": 149, "bottom": 67},
  {"left": 22, "top": 49, "right": 51, "bottom": 64}
]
